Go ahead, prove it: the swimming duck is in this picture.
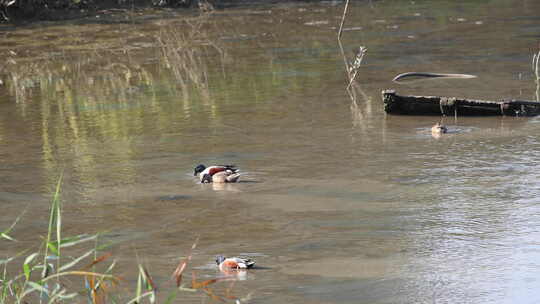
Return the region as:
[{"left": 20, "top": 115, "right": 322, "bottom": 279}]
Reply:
[
  {"left": 194, "top": 164, "right": 239, "bottom": 183},
  {"left": 215, "top": 256, "right": 255, "bottom": 270},
  {"left": 431, "top": 123, "right": 448, "bottom": 134},
  {"left": 202, "top": 171, "right": 241, "bottom": 183}
]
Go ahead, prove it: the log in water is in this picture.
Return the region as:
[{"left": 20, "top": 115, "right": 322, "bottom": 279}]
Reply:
[{"left": 382, "top": 90, "right": 540, "bottom": 116}]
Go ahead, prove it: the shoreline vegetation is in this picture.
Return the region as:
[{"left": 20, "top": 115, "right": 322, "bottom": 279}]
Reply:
[
  {"left": 0, "top": 0, "right": 324, "bottom": 23},
  {"left": 0, "top": 177, "right": 248, "bottom": 303}
]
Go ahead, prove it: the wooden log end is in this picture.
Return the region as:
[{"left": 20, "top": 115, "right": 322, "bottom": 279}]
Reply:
[{"left": 382, "top": 89, "right": 398, "bottom": 114}]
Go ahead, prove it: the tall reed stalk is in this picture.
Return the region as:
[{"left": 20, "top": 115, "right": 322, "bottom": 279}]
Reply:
[
  {"left": 533, "top": 48, "right": 540, "bottom": 101},
  {"left": 337, "top": 0, "right": 370, "bottom": 126}
]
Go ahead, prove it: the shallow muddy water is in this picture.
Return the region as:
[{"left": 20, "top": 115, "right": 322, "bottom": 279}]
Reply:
[{"left": 1, "top": 0, "right": 540, "bottom": 303}]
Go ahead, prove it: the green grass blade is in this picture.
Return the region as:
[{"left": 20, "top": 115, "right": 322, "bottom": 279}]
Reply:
[
  {"left": 1, "top": 261, "right": 9, "bottom": 302},
  {"left": 20, "top": 281, "right": 49, "bottom": 300},
  {"left": 19, "top": 285, "right": 39, "bottom": 299},
  {"left": 126, "top": 291, "right": 154, "bottom": 304},
  {"left": 138, "top": 264, "right": 156, "bottom": 304},
  {"left": 23, "top": 263, "right": 31, "bottom": 281},
  {"left": 27, "top": 281, "right": 49, "bottom": 295},
  {"left": 41, "top": 271, "right": 115, "bottom": 283},
  {"left": 59, "top": 249, "right": 95, "bottom": 272},
  {"left": 0, "top": 209, "right": 26, "bottom": 242},
  {"left": 46, "top": 242, "right": 59, "bottom": 256},
  {"left": 136, "top": 266, "right": 143, "bottom": 302},
  {"left": 104, "top": 259, "right": 117, "bottom": 274},
  {"left": 164, "top": 289, "right": 179, "bottom": 304},
  {"left": 93, "top": 259, "right": 116, "bottom": 291},
  {"left": 55, "top": 192, "right": 61, "bottom": 271},
  {"left": 0, "top": 255, "right": 16, "bottom": 266},
  {"left": 0, "top": 233, "right": 15, "bottom": 241},
  {"left": 24, "top": 253, "right": 39, "bottom": 265},
  {"left": 23, "top": 252, "right": 39, "bottom": 280},
  {"left": 51, "top": 290, "right": 78, "bottom": 302},
  {"left": 59, "top": 234, "right": 98, "bottom": 248},
  {"left": 43, "top": 172, "right": 63, "bottom": 279}
]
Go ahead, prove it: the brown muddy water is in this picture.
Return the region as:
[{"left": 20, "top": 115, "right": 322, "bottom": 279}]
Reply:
[{"left": 1, "top": 0, "right": 540, "bottom": 303}]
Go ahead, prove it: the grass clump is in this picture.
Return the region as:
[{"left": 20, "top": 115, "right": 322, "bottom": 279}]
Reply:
[
  {"left": 0, "top": 175, "right": 119, "bottom": 303},
  {"left": 0, "top": 175, "right": 249, "bottom": 303}
]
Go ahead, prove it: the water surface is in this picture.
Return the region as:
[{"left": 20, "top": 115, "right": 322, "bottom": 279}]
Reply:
[{"left": 1, "top": 0, "right": 540, "bottom": 303}]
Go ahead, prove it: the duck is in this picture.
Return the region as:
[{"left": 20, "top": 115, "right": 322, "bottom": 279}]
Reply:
[
  {"left": 215, "top": 256, "right": 255, "bottom": 270},
  {"left": 202, "top": 171, "right": 241, "bottom": 183},
  {"left": 431, "top": 122, "right": 448, "bottom": 134},
  {"left": 193, "top": 164, "right": 240, "bottom": 183}
]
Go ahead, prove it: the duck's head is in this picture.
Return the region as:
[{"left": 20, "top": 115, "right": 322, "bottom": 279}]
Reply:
[
  {"left": 215, "top": 255, "right": 226, "bottom": 265},
  {"left": 194, "top": 164, "right": 206, "bottom": 176},
  {"left": 201, "top": 173, "right": 212, "bottom": 183}
]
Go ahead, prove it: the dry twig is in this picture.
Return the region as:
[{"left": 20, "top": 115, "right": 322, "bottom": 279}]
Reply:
[{"left": 337, "top": 0, "right": 367, "bottom": 103}]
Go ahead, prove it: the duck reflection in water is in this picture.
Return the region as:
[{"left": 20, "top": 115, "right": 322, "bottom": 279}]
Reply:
[{"left": 211, "top": 182, "right": 241, "bottom": 192}]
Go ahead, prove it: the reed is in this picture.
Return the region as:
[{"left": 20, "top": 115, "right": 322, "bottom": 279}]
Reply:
[
  {"left": 156, "top": 18, "right": 224, "bottom": 103},
  {"left": 0, "top": 175, "right": 117, "bottom": 303},
  {"left": 336, "top": 0, "right": 367, "bottom": 105},
  {"left": 534, "top": 50, "right": 540, "bottom": 82},
  {"left": 533, "top": 48, "right": 540, "bottom": 101},
  {"left": 0, "top": 176, "right": 245, "bottom": 303}
]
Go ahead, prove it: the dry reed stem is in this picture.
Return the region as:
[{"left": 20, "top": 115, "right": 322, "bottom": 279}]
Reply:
[
  {"left": 83, "top": 253, "right": 112, "bottom": 271},
  {"left": 171, "top": 237, "right": 199, "bottom": 287},
  {"left": 337, "top": 0, "right": 351, "bottom": 74},
  {"left": 142, "top": 266, "right": 157, "bottom": 292},
  {"left": 337, "top": 0, "right": 367, "bottom": 104},
  {"left": 534, "top": 48, "right": 540, "bottom": 101}
]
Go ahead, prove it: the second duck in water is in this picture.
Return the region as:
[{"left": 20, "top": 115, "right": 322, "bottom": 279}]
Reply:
[
  {"left": 216, "top": 256, "right": 255, "bottom": 270},
  {"left": 194, "top": 164, "right": 241, "bottom": 183},
  {"left": 431, "top": 123, "right": 448, "bottom": 135}
]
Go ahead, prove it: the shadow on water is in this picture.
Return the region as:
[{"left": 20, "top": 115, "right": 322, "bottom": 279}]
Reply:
[{"left": 157, "top": 194, "right": 192, "bottom": 200}]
